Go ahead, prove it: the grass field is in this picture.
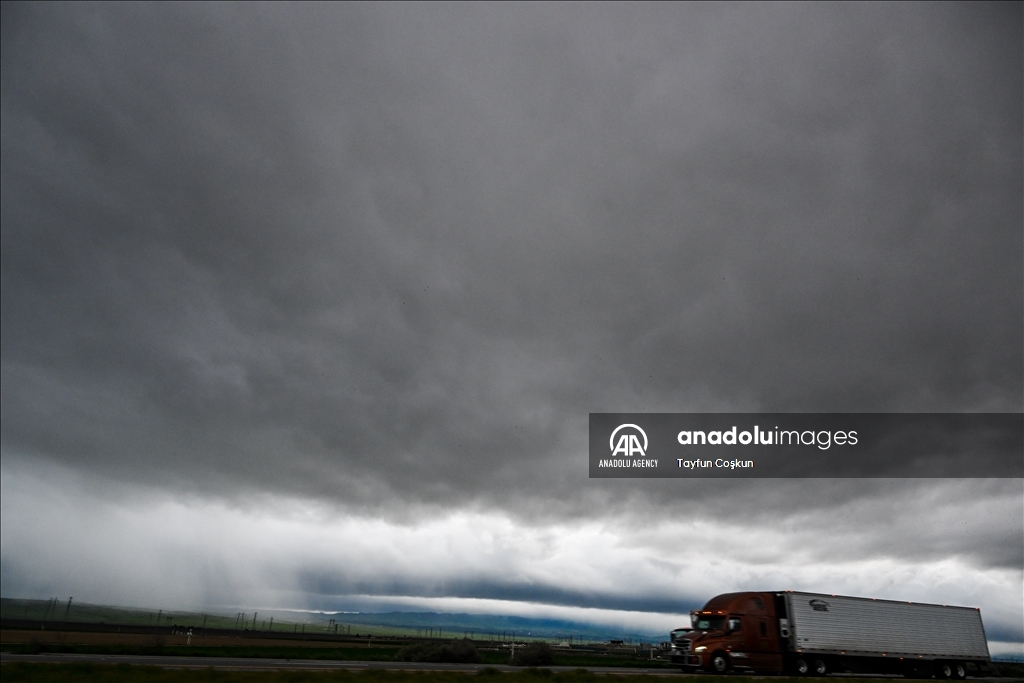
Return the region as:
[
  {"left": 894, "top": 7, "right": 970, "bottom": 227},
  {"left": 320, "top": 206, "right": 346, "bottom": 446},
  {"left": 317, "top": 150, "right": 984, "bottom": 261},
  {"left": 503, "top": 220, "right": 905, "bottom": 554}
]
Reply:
[
  {"left": 0, "top": 629, "right": 671, "bottom": 669},
  {"left": 4, "top": 631, "right": 1023, "bottom": 677},
  {"left": 0, "top": 599, "right": 402, "bottom": 637},
  {"left": 0, "top": 645, "right": 668, "bottom": 669},
  {"left": 1, "top": 629, "right": 406, "bottom": 652}
]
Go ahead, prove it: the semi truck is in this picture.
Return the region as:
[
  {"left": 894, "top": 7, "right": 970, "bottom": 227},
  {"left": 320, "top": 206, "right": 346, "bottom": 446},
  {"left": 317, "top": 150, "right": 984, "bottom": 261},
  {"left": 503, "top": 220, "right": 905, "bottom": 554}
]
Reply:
[{"left": 669, "top": 591, "right": 990, "bottom": 678}]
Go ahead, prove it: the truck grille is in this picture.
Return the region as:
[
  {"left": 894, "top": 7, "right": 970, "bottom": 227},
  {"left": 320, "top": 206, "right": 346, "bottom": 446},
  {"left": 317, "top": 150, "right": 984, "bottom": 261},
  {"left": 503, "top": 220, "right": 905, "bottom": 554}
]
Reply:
[{"left": 675, "top": 640, "right": 692, "bottom": 653}]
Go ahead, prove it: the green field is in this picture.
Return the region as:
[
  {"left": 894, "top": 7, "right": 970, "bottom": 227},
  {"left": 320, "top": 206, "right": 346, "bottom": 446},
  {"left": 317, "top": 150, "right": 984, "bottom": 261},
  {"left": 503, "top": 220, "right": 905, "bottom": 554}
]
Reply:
[
  {"left": 0, "top": 643, "right": 669, "bottom": 670},
  {"left": 1, "top": 599, "right": 369, "bottom": 636}
]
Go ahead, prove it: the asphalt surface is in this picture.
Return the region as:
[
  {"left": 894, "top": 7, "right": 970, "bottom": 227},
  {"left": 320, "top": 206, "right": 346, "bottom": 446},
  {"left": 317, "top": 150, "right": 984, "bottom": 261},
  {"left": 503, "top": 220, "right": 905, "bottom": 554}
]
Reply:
[{"left": 2, "top": 653, "right": 1020, "bottom": 680}]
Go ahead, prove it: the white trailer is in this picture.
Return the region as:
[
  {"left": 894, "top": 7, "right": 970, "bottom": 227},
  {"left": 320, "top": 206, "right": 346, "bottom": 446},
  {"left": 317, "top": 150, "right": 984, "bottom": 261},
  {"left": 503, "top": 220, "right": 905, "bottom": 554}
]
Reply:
[{"left": 782, "top": 591, "right": 990, "bottom": 677}]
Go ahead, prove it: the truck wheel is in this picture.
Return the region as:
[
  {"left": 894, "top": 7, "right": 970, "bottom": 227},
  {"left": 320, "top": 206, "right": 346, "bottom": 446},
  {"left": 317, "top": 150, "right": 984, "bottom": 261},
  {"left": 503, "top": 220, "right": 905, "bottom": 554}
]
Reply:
[
  {"left": 953, "top": 663, "right": 966, "bottom": 680},
  {"left": 711, "top": 653, "right": 730, "bottom": 674},
  {"left": 794, "top": 658, "right": 810, "bottom": 676},
  {"left": 812, "top": 659, "right": 828, "bottom": 676},
  {"left": 938, "top": 663, "right": 952, "bottom": 679}
]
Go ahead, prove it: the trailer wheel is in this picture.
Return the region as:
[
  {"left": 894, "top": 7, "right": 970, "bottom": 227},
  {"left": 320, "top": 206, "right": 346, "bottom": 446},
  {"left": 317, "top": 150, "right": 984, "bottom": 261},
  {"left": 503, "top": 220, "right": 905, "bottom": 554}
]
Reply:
[
  {"left": 938, "top": 662, "right": 953, "bottom": 679},
  {"left": 953, "top": 663, "right": 966, "bottom": 680},
  {"left": 812, "top": 658, "right": 828, "bottom": 676},
  {"left": 710, "top": 652, "right": 730, "bottom": 674},
  {"left": 794, "top": 658, "right": 810, "bottom": 676}
]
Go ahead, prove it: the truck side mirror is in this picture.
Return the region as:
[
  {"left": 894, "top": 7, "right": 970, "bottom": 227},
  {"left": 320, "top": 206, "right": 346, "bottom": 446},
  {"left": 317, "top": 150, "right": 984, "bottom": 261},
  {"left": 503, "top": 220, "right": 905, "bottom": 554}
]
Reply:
[{"left": 728, "top": 617, "right": 741, "bottom": 632}]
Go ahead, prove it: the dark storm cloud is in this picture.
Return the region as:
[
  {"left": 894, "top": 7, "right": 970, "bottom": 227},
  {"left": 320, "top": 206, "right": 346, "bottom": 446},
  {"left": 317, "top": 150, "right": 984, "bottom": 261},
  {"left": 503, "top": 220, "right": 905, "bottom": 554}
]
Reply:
[{"left": 2, "top": 0, "right": 1021, "bottom": 535}]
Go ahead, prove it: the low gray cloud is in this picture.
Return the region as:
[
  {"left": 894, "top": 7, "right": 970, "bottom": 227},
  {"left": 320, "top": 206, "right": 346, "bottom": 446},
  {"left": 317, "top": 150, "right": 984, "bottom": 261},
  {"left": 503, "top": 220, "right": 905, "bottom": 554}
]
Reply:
[{"left": 2, "top": 461, "right": 1021, "bottom": 642}]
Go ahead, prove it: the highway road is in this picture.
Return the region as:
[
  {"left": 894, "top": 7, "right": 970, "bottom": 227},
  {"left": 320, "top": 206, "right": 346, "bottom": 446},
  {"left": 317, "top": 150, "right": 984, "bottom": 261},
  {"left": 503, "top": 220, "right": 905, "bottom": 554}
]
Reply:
[{"left": 4, "top": 653, "right": 1022, "bottom": 680}]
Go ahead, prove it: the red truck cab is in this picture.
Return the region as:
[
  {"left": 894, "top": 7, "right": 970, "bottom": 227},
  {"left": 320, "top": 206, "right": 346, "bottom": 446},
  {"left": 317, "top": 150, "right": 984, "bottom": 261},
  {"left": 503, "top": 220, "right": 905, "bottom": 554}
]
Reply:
[{"left": 670, "top": 591, "right": 784, "bottom": 674}]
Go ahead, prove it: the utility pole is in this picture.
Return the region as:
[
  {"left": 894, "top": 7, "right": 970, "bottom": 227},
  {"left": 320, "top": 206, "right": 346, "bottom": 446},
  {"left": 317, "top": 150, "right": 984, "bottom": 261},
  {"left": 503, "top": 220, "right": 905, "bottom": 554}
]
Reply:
[
  {"left": 252, "top": 612, "right": 258, "bottom": 630},
  {"left": 64, "top": 597, "right": 73, "bottom": 621}
]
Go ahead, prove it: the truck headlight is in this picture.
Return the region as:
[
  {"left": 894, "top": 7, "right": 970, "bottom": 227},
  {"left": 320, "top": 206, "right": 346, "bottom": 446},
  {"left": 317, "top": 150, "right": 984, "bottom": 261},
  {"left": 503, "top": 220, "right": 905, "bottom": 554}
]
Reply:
[{"left": 695, "top": 646, "right": 707, "bottom": 653}]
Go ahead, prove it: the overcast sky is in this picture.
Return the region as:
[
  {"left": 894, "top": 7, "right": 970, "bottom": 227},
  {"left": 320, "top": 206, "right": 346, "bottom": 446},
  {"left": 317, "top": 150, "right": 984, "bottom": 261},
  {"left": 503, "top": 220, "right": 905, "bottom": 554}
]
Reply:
[{"left": 2, "top": 1, "right": 1022, "bottom": 654}]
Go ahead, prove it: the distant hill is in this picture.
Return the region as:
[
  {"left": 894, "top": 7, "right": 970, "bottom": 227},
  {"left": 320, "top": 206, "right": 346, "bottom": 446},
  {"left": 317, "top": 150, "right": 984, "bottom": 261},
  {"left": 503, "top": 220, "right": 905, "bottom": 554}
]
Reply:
[
  {"left": 304, "top": 610, "right": 668, "bottom": 643},
  {"left": 0, "top": 597, "right": 670, "bottom": 643}
]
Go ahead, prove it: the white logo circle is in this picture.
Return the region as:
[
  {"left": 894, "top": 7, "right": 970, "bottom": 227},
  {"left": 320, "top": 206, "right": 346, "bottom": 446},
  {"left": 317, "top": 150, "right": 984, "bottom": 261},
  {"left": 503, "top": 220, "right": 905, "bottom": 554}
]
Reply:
[{"left": 609, "top": 424, "right": 648, "bottom": 456}]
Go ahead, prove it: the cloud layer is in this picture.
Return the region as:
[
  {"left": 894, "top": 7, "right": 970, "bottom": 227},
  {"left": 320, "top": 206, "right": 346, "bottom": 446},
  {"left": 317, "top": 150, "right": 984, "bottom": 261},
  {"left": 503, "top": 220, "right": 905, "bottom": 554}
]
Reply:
[{"left": 2, "top": 460, "right": 1021, "bottom": 642}]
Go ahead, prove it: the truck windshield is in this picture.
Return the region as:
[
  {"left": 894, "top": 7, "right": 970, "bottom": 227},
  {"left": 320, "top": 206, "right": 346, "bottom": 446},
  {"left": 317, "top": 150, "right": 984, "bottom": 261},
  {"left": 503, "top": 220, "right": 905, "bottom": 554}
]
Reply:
[
  {"left": 670, "top": 628, "right": 691, "bottom": 642},
  {"left": 692, "top": 615, "right": 727, "bottom": 631}
]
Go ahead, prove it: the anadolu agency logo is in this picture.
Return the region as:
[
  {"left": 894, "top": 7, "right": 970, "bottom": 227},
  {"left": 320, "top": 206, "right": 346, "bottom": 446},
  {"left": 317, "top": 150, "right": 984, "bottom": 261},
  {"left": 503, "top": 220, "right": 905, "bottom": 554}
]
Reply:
[
  {"left": 610, "top": 424, "right": 647, "bottom": 456},
  {"left": 597, "top": 424, "right": 659, "bottom": 469}
]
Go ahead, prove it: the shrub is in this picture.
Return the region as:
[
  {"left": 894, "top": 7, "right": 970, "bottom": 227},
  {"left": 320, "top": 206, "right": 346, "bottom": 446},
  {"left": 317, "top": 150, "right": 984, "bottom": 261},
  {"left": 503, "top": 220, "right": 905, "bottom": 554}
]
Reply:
[
  {"left": 395, "top": 639, "right": 482, "bottom": 663},
  {"left": 475, "top": 667, "right": 502, "bottom": 677},
  {"left": 511, "top": 642, "right": 555, "bottom": 667}
]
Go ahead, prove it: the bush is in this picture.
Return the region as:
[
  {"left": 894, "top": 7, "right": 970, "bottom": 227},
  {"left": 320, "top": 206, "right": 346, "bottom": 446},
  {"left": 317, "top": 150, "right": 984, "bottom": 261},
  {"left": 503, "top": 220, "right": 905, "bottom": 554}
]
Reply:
[
  {"left": 475, "top": 667, "right": 502, "bottom": 677},
  {"left": 394, "top": 639, "right": 482, "bottom": 663},
  {"left": 511, "top": 642, "right": 555, "bottom": 667}
]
